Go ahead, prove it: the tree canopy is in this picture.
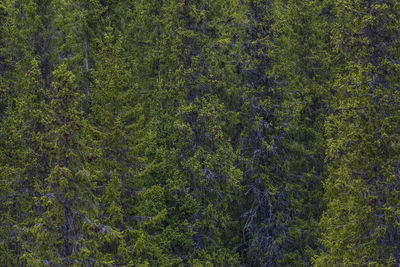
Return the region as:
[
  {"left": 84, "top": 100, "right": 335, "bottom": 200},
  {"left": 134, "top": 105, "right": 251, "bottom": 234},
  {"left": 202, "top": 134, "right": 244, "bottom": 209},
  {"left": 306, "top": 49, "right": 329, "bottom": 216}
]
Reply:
[{"left": 0, "top": 0, "right": 399, "bottom": 266}]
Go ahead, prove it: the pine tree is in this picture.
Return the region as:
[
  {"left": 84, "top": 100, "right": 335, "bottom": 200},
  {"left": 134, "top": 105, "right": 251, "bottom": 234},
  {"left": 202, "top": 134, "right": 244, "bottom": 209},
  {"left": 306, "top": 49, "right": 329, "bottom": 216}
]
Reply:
[
  {"left": 16, "top": 63, "right": 97, "bottom": 265},
  {"left": 315, "top": 0, "right": 400, "bottom": 265},
  {"left": 88, "top": 24, "right": 148, "bottom": 265},
  {"left": 237, "top": 0, "right": 333, "bottom": 265},
  {"left": 0, "top": 0, "right": 56, "bottom": 263},
  {"left": 271, "top": 0, "right": 332, "bottom": 265},
  {"left": 1, "top": 0, "right": 399, "bottom": 265},
  {"left": 125, "top": 0, "right": 245, "bottom": 265},
  {"left": 0, "top": 58, "right": 47, "bottom": 266},
  {"left": 237, "top": 1, "right": 287, "bottom": 265},
  {"left": 0, "top": 2, "right": 7, "bottom": 120}
]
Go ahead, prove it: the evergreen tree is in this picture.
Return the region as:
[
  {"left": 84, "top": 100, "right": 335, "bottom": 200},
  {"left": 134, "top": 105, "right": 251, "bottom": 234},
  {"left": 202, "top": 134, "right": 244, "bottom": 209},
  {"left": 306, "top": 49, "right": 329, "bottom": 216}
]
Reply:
[
  {"left": 271, "top": 0, "right": 332, "bottom": 265},
  {"left": 0, "top": 1, "right": 399, "bottom": 266},
  {"left": 0, "top": 0, "right": 56, "bottom": 263},
  {"left": 238, "top": 1, "right": 333, "bottom": 265},
  {"left": 128, "top": 0, "right": 245, "bottom": 265},
  {"left": 0, "top": 2, "right": 7, "bottom": 120},
  {"left": 88, "top": 24, "right": 148, "bottom": 265},
  {"left": 315, "top": 0, "right": 400, "bottom": 265},
  {"left": 237, "top": 1, "right": 286, "bottom": 265},
  {"left": 0, "top": 58, "right": 47, "bottom": 266}
]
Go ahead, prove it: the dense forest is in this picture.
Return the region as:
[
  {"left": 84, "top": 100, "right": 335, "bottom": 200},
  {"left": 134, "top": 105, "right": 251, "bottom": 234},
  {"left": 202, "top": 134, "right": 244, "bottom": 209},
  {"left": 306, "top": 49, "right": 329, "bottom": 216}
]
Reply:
[{"left": 0, "top": 0, "right": 399, "bottom": 266}]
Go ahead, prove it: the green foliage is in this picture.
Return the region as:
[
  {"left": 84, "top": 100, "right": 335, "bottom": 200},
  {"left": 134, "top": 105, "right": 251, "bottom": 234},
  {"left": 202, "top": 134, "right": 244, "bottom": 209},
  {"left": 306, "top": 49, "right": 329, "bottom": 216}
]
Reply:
[
  {"left": 1, "top": 0, "right": 399, "bottom": 266},
  {"left": 314, "top": 0, "right": 400, "bottom": 265}
]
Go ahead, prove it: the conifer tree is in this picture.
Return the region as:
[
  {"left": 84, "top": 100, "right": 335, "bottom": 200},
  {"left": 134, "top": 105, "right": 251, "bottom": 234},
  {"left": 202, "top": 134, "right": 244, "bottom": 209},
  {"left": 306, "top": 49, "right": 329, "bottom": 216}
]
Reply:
[
  {"left": 1, "top": 0, "right": 399, "bottom": 265},
  {"left": 271, "top": 0, "right": 332, "bottom": 265},
  {"left": 237, "top": 0, "right": 287, "bottom": 265},
  {"left": 237, "top": 1, "right": 333, "bottom": 265},
  {"left": 0, "top": 2, "right": 7, "bottom": 120},
  {"left": 0, "top": 58, "right": 47, "bottom": 266},
  {"left": 17, "top": 62, "right": 103, "bottom": 265},
  {"left": 315, "top": 0, "right": 400, "bottom": 265},
  {"left": 0, "top": 0, "right": 56, "bottom": 263},
  {"left": 126, "top": 0, "right": 245, "bottom": 265},
  {"left": 88, "top": 23, "right": 150, "bottom": 265}
]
